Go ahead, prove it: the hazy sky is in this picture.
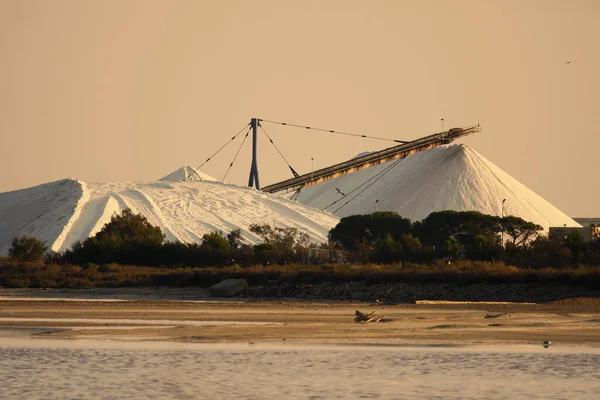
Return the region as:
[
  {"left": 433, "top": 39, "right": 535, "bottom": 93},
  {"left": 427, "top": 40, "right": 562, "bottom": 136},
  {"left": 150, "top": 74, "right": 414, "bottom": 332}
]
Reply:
[{"left": 1, "top": 0, "right": 598, "bottom": 216}]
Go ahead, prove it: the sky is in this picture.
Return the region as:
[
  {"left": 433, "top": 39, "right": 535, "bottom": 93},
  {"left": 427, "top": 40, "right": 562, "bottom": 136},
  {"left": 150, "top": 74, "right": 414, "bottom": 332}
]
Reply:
[{"left": 0, "top": 0, "right": 598, "bottom": 217}]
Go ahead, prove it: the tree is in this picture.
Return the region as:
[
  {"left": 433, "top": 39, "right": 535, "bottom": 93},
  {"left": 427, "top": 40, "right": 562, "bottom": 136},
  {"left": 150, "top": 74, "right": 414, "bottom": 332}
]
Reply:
[
  {"left": 201, "top": 231, "right": 230, "bottom": 253},
  {"left": 249, "top": 224, "right": 279, "bottom": 244},
  {"left": 200, "top": 231, "right": 231, "bottom": 265},
  {"left": 528, "top": 236, "right": 571, "bottom": 269},
  {"left": 465, "top": 234, "right": 504, "bottom": 261},
  {"left": 500, "top": 216, "right": 543, "bottom": 246},
  {"left": 371, "top": 233, "right": 424, "bottom": 263},
  {"left": 328, "top": 212, "right": 412, "bottom": 251},
  {"left": 249, "top": 224, "right": 308, "bottom": 252},
  {"left": 563, "top": 232, "right": 588, "bottom": 263},
  {"left": 92, "top": 209, "right": 164, "bottom": 247},
  {"left": 419, "top": 211, "right": 501, "bottom": 248},
  {"left": 64, "top": 209, "right": 165, "bottom": 265},
  {"left": 444, "top": 237, "right": 463, "bottom": 259},
  {"left": 8, "top": 236, "right": 47, "bottom": 262},
  {"left": 373, "top": 233, "right": 400, "bottom": 263},
  {"left": 227, "top": 229, "right": 244, "bottom": 251},
  {"left": 400, "top": 234, "right": 424, "bottom": 259},
  {"left": 249, "top": 224, "right": 310, "bottom": 264}
]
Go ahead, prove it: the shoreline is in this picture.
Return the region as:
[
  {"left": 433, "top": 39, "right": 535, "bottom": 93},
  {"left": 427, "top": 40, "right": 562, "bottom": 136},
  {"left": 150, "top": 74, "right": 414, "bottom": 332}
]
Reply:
[
  {"left": 2, "top": 280, "right": 600, "bottom": 304},
  {"left": 249, "top": 281, "right": 600, "bottom": 304},
  {"left": 3, "top": 336, "right": 600, "bottom": 353},
  {"left": 0, "top": 288, "right": 599, "bottom": 346}
]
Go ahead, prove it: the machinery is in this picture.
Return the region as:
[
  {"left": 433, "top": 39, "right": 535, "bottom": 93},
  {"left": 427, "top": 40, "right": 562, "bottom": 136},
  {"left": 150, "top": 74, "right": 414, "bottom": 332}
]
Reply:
[{"left": 261, "top": 124, "right": 481, "bottom": 194}]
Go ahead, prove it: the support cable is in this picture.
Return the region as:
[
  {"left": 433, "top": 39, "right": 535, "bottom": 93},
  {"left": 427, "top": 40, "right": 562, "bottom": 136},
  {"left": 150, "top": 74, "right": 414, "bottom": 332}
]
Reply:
[
  {"left": 222, "top": 129, "right": 250, "bottom": 182},
  {"left": 258, "top": 123, "right": 300, "bottom": 178},
  {"left": 321, "top": 157, "right": 403, "bottom": 211},
  {"left": 290, "top": 188, "right": 302, "bottom": 201},
  {"left": 186, "top": 123, "right": 250, "bottom": 181},
  {"left": 327, "top": 157, "right": 405, "bottom": 214},
  {"left": 331, "top": 158, "right": 403, "bottom": 214},
  {"left": 259, "top": 118, "right": 408, "bottom": 144}
]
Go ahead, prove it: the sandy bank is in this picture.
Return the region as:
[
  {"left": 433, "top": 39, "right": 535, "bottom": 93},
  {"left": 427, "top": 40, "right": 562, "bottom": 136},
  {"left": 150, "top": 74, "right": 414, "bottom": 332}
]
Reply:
[{"left": 0, "top": 288, "right": 599, "bottom": 346}]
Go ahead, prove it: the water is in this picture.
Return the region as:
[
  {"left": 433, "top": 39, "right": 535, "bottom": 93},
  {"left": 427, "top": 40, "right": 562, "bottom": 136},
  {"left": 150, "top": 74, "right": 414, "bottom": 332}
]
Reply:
[
  {"left": 1, "top": 339, "right": 598, "bottom": 399},
  {"left": 0, "top": 317, "right": 280, "bottom": 327}
]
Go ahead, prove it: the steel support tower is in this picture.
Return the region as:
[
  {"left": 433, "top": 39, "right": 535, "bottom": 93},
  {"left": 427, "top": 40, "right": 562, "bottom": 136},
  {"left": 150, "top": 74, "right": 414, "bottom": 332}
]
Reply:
[{"left": 247, "top": 118, "right": 260, "bottom": 189}]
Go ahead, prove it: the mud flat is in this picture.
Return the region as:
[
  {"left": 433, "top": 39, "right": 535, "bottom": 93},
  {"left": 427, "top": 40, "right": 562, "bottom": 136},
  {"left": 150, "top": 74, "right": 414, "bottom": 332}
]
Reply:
[{"left": 0, "top": 288, "right": 599, "bottom": 346}]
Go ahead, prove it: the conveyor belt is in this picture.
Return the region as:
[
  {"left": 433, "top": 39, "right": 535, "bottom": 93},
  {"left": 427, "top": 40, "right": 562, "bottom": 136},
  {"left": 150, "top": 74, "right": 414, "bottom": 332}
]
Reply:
[{"left": 261, "top": 125, "right": 481, "bottom": 194}]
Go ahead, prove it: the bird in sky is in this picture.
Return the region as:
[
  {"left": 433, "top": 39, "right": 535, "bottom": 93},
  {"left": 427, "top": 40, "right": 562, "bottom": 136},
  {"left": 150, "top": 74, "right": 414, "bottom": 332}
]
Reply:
[
  {"left": 566, "top": 61, "right": 571, "bottom": 64},
  {"left": 335, "top": 187, "right": 346, "bottom": 197}
]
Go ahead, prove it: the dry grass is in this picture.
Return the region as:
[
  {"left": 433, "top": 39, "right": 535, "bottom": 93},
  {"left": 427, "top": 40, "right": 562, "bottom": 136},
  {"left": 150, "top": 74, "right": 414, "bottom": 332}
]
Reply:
[{"left": 0, "top": 258, "right": 599, "bottom": 289}]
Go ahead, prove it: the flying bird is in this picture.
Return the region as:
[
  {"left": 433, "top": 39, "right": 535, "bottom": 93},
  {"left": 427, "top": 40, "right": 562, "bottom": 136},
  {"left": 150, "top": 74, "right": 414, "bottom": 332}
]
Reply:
[
  {"left": 335, "top": 187, "right": 346, "bottom": 197},
  {"left": 566, "top": 61, "right": 571, "bottom": 64}
]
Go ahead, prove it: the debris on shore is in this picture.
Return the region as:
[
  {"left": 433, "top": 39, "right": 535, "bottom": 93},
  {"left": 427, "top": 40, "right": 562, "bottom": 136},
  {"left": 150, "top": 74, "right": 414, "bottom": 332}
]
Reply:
[{"left": 354, "top": 310, "right": 385, "bottom": 323}]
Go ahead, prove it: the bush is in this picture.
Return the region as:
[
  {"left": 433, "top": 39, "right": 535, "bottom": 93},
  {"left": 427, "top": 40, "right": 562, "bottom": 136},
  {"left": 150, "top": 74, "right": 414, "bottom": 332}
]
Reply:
[
  {"left": 249, "top": 224, "right": 310, "bottom": 264},
  {"left": 200, "top": 231, "right": 231, "bottom": 265},
  {"left": 329, "top": 212, "right": 412, "bottom": 251},
  {"left": 8, "top": 236, "right": 48, "bottom": 262},
  {"left": 63, "top": 209, "right": 165, "bottom": 265}
]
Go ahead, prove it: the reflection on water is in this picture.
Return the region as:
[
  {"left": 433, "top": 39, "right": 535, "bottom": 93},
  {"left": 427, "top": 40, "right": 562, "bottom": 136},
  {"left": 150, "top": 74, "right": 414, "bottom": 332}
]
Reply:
[{"left": 1, "top": 339, "right": 599, "bottom": 399}]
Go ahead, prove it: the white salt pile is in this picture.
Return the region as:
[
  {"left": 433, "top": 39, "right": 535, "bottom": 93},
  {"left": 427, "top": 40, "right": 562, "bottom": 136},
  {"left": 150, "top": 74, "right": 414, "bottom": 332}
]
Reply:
[
  {"left": 0, "top": 167, "right": 339, "bottom": 255},
  {"left": 159, "top": 165, "right": 216, "bottom": 182},
  {"left": 0, "top": 146, "right": 580, "bottom": 256},
  {"left": 295, "top": 144, "right": 580, "bottom": 231}
]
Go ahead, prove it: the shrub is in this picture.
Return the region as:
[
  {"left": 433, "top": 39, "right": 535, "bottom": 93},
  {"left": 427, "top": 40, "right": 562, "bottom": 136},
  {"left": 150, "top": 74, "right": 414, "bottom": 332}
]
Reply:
[
  {"left": 328, "top": 212, "right": 412, "bottom": 251},
  {"left": 63, "top": 209, "right": 165, "bottom": 265},
  {"left": 200, "top": 231, "right": 231, "bottom": 265},
  {"left": 8, "top": 236, "right": 48, "bottom": 262},
  {"left": 249, "top": 224, "right": 310, "bottom": 264}
]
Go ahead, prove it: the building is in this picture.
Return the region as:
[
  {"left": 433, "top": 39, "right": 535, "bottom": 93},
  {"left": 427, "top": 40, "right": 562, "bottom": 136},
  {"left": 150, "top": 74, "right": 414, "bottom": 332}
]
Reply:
[
  {"left": 549, "top": 226, "right": 600, "bottom": 242},
  {"left": 573, "top": 218, "right": 600, "bottom": 228}
]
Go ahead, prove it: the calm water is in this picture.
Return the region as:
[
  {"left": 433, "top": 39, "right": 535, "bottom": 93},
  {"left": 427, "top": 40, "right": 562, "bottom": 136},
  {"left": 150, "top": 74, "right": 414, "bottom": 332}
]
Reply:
[{"left": 1, "top": 339, "right": 599, "bottom": 399}]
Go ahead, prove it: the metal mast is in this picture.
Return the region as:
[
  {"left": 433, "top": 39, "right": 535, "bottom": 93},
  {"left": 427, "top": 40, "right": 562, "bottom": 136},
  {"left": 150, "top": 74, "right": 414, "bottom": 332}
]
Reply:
[{"left": 247, "top": 118, "right": 260, "bottom": 189}]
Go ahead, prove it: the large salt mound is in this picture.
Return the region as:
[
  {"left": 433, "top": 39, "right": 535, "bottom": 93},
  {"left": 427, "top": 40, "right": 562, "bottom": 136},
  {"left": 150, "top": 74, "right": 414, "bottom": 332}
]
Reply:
[
  {"left": 295, "top": 144, "right": 580, "bottom": 231},
  {"left": 0, "top": 179, "right": 338, "bottom": 255},
  {"left": 159, "top": 165, "right": 216, "bottom": 182},
  {"left": 0, "top": 179, "right": 83, "bottom": 255}
]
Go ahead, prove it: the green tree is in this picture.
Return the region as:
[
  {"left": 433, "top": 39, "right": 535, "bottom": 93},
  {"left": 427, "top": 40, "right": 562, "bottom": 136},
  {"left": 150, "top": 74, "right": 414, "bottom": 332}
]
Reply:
[
  {"left": 249, "top": 224, "right": 310, "bottom": 264},
  {"left": 227, "top": 229, "right": 244, "bottom": 251},
  {"left": 249, "top": 224, "right": 279, "bottom": 244},
  {"left": 400, "top": 234, "right": 423, "bottom": 258},
  {"left": 328, "top": 212, "right": 412, "bottom": 251},
  {"left": 65, "top": 209, "right": 165, "bottom": 265},
  {"left": 373, "top": 233, "right": 400, "bottom": 263},
  {"left": 92, "top": 209, "right": 164, "bottom": 247},
  {"left": 444, "top": 237, "right": 463, "bottom": 259},
  {"left": 500, "top": 216, "right": 543, "bottom": 246},
  {"left": 419, "top": 211, "right": 501, "bottom": 248},
  {"left": 201, "top": 231, "right": 230, "bottom": 253},
  {"left": 200, "top": 231, "right": 231, "bottom": 265},
  {"left": 8, "top": 236, "right": 48, "bottom": 262}
]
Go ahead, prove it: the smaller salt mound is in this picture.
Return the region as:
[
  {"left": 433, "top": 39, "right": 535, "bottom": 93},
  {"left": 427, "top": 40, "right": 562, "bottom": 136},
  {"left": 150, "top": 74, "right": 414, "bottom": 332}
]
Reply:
[
  {"left": 0, "top": 178, "right": 339, "bottom": 255},
  {"left": 159, "top": 165, "right": 216, "bottom": 182},
  {"left": 0, "top": 179, "right": 84, "bottom": 254}
]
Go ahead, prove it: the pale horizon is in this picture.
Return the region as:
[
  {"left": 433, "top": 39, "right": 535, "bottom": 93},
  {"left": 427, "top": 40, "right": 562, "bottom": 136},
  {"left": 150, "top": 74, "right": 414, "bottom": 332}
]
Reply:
[{"left": 1, "top": 0, "right": 598, "bottom": 217}]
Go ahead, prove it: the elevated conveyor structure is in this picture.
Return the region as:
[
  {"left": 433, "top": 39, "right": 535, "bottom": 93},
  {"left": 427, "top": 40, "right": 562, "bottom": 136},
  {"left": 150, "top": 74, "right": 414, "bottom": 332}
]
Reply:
[{"left": 261, "top": 124, "right": 481, "bottom": 194}]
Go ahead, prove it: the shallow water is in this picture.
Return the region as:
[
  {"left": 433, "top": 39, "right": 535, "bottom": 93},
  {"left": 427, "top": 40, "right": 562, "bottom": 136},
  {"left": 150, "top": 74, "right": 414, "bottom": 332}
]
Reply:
[
  {"left": 0, "top": 317, "right": 279, "bottom": 327},
  {"left": 1, "top": 339, "right": 598, "bottom": 399}
]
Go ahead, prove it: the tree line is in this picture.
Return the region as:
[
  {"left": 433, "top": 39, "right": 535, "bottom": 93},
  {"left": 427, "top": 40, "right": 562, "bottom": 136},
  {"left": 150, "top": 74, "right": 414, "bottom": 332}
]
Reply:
[
  {"left": 6, "top": 209, "right": 600, "bottom": 269},
  {"left": 328, "top": 211, "right": 598, "bottom": 268}
]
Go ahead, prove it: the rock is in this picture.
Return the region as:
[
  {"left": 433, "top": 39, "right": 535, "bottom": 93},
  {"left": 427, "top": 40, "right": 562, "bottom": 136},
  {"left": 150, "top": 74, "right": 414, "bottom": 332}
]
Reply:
[{"left": 209, "top": 279, "right": 249, "bottom": 297}]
